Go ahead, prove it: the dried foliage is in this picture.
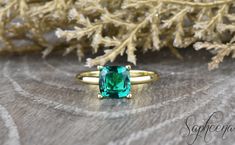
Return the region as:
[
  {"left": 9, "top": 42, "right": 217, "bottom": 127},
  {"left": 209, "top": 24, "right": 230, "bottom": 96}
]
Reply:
[{"left": 0, "top": 0, "right": 235, "bottom": 70}]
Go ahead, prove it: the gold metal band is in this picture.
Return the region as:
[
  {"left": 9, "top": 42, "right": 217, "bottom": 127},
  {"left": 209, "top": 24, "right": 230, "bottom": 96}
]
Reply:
[{"left": 76, "top": 70, "right": 159, "bottom": 85}]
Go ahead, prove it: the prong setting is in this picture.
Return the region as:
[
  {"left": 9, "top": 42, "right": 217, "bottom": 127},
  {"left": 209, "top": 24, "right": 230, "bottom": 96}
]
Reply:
[
  {"left": 99, "top": 66, "right": 131, "bottom": 99},
  {"left": 98, "top": 93, "right": 103, "bottom": 99},
  {"left": 126, "top": 93, "right": 132, "bottom": 99},
  {"left": 97, "top": 65, "right": 103, "bottom": 71},
  {"left": 125, "top": 65, "right": 131, "bottom": 70}
]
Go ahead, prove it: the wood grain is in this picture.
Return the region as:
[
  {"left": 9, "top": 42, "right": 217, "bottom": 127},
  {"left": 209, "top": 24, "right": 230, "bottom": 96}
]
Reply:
[{"left": 0, "top": 50, "right": 235, "bottom": 145}]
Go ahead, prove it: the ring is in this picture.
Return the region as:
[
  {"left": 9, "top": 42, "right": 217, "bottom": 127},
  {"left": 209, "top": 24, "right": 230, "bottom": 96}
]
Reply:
[{"left": 76, "top": 65, "right": 159, "bottom": 99}]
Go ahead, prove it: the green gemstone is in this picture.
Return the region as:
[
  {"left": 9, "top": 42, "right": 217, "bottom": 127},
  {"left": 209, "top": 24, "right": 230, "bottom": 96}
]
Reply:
[{"left": 99, "top": 66, "right": 131, "bottom": 98}]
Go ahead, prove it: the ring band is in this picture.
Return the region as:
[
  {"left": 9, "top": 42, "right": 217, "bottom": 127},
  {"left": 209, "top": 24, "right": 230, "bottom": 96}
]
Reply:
[
  {"left": 76, "top": 70, "right": 159, "bottom": 85},
  {"left": 75, "top": 65, "right": 159, "bottom": 99}
]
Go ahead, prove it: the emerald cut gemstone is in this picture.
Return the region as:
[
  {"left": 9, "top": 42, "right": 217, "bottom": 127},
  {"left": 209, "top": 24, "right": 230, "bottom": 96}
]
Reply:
[{"left": 99, "top": 66, "right": 131, "bottom": 98}]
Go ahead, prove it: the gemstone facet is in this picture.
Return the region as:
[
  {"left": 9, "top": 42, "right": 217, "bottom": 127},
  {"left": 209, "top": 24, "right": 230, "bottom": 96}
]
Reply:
[{"left": 99, "top": 66, "right": 131, "bottom": 98}]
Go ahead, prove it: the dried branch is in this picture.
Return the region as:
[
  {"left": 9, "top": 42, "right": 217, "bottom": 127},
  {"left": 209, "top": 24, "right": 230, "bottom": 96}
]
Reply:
[
  {"left": 194, "top": 42, "right": 235, "bottom": 70},
  {"left": 0, "top": 0, "right": 234, "bottom": 70}
]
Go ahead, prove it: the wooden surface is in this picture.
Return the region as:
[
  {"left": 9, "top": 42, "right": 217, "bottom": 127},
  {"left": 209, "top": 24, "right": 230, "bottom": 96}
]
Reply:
[{"left": 0, "top": 50, "right": 235, "bottom": 145}]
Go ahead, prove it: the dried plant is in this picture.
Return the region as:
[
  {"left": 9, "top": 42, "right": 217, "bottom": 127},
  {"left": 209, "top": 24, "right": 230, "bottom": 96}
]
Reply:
[{"left": 0, "top": 0, "right": 235, "bottom": 70}]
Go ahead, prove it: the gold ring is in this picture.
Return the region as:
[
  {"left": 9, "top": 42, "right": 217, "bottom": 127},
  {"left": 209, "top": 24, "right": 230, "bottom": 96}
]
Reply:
[{"left": 76, "top": 65, "right": 159, "bottom": 99}]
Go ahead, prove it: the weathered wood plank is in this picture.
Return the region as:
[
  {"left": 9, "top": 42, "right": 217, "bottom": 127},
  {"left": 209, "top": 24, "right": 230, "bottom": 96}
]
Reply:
[{"left": 0, "top": 50, "right": 235, "bottom": 145}]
